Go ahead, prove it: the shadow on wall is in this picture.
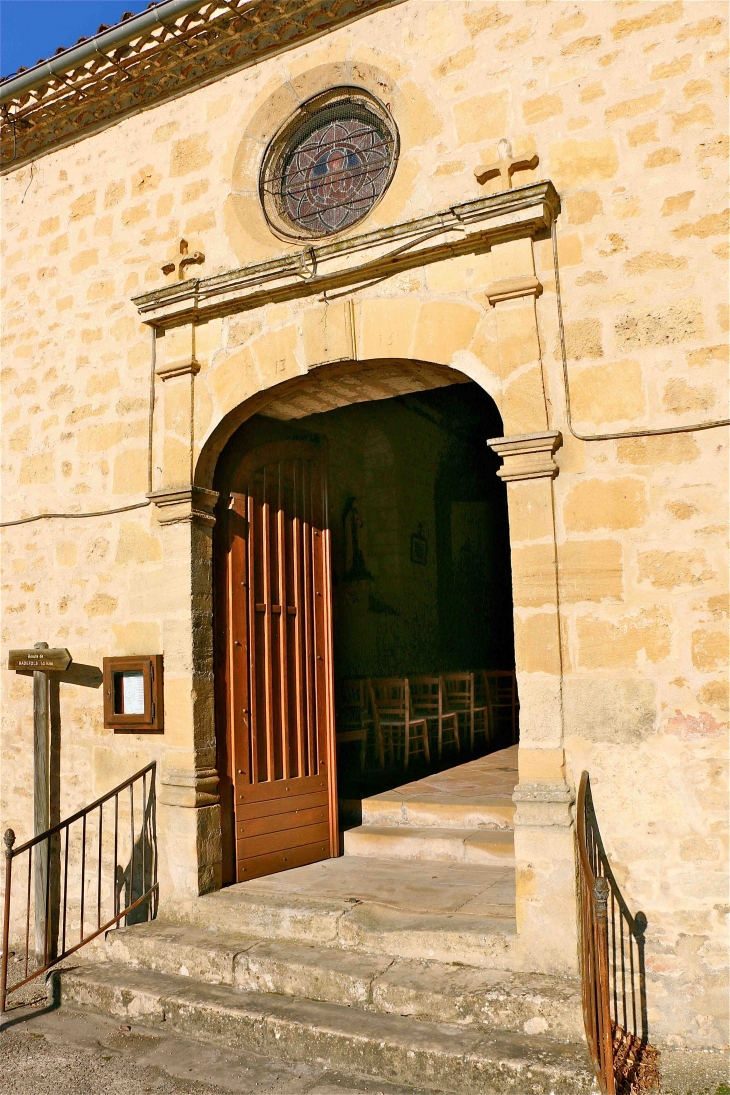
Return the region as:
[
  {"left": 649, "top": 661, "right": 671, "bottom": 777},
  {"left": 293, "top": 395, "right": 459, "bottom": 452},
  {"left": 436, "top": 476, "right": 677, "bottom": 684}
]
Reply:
[{"left": 118, "top": 778, "right": 158, "bottom": 927}]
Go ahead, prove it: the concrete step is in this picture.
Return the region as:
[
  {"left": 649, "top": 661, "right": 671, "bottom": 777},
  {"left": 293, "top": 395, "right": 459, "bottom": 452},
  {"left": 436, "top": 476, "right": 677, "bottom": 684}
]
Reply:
[
  {"left": 361, "top": 794, "right": 515, "bottom": 830},
  {"left": 343, "top": 825, "right": 516, "bottom": 865},
  {"left": 59, "top": 962, "right": 596, "bottom": 1095},
  {"left": 105, "top": 922, "right": 583, "bottom": 1040}
]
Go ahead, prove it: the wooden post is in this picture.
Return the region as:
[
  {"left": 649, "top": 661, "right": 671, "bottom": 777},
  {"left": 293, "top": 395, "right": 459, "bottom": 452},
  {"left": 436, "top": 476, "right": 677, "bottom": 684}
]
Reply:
[{"left": 33, "top": 642, "right": 50, "bottom": 961}]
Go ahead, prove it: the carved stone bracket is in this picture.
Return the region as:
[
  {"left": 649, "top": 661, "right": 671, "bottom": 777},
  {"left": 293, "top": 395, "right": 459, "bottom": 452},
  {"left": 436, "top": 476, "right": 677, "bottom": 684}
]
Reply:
[
  {"left": 159, "top": 766, "right": 220, "bottom": 808},
  {"left": 156, "top": 358, "right": 201, "bottom": 382},
  {"left": 148, "top": 486, "right": 219, "bottom": 526},
  {"left": 485, "top": 274, "right": 543, "bottom": 307},
  {"left": 488, "top": 431, "right": 562, "bottom": 482}
]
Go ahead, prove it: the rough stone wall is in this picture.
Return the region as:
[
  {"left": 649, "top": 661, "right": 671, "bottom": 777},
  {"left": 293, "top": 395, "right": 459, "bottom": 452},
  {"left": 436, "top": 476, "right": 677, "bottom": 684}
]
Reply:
[{"left": 1, "top": 1, "right": 727, "bottom": 1045}]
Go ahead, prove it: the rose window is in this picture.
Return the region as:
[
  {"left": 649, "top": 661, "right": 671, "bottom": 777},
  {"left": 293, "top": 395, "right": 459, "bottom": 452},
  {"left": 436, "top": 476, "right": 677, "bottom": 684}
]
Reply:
[{"left": 261, "top": 90, "right": 398, "bottom": 240}]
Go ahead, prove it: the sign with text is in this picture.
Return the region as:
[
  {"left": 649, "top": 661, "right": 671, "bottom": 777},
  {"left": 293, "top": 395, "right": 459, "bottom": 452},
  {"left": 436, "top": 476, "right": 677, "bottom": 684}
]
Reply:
[{"left": 8, "top": 648, "right": 72, "bottom": 672}]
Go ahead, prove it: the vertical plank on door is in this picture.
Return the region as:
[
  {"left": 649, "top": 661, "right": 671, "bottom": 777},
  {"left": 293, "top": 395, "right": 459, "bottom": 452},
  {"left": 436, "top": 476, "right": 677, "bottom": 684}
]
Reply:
[
  {"left": 302, "top": 460, "right": 316, "bottom": 778},
  {"left": 228, "top": 492, "right": 250, "bottom": 807},
  {"left": 245, "top": 488, "right": 259, "bottom": 786},
  {"left": 261, "top": 468, "right": 274, "bottom": 783},
  {"left": 311, "top": 462, "right": 325, "bottom": 783},
  {"left": 277, "top": 462, "right": 290, "bottom": 780},
  {"left": 291, "top": 459, "right": 306, "bottom": 778}
]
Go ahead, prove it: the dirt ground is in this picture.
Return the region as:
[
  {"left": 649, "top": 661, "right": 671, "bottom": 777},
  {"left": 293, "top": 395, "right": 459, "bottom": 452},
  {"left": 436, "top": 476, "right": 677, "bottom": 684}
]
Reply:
[{"left": 0, "top": 997, "right": 419, "bottom": 1095}]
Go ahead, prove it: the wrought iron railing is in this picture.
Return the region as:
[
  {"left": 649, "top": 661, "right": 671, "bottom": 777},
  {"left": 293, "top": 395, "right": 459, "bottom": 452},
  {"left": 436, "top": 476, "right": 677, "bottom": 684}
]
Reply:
[
  {"left": 1, "top": 762, "right": 157, "bottom": 1012},
  {"left": 577, "top": 771, "right": 659, "bottom": 1094}
]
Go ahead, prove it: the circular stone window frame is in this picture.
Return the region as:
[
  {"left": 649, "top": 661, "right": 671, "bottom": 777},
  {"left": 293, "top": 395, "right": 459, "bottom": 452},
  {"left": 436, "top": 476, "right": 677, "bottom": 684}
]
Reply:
[{"left": 259, "top": 86, "right": 400, "bottom": 243}]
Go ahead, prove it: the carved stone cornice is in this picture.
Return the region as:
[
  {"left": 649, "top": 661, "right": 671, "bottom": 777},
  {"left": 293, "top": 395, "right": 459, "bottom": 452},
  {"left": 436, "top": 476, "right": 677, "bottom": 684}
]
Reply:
[
  {"left": 0, "top": 0, "right": 401, "bottom": 172},
  {"left": 159, "top": 766, "right": 220, "bottom": 808},
  {"left": 148, "top": 485, "right": 219, "bottom": 526},
  {"left": 133, "top": 182, "right": 561, "bottom": 329},
  {"left": 485, "top": 274, "right": 543, "bottom": 307},
  {"left": 488, "top": 431, "right": 562, "bottom": 483}
]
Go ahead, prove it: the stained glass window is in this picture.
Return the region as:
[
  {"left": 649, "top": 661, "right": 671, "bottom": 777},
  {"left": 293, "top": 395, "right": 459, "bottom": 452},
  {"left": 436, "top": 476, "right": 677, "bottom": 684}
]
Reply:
[{"left": 262, "top": 97, "right": 397, "bottom": 239}]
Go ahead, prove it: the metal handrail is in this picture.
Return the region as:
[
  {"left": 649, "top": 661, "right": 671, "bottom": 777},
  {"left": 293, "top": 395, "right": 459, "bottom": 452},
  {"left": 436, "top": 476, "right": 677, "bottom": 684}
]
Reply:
[
  {"left": 577, "top": 771, "right": 655, "bottom": 1094},
  {"left": 1, "top": 762, "right": 157, "bottom": 1013}
]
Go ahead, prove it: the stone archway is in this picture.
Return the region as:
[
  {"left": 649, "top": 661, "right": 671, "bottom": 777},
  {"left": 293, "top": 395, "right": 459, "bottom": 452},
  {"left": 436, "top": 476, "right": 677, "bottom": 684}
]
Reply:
[{"left": 208, "top": 357, "right": 513, "bottom": 885}]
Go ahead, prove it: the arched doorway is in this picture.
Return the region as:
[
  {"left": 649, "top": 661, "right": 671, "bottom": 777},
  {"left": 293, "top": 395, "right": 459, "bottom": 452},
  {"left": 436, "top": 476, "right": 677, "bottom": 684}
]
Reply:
[{"left": 212, "top": 362, "right": 515, "bottom": 885}]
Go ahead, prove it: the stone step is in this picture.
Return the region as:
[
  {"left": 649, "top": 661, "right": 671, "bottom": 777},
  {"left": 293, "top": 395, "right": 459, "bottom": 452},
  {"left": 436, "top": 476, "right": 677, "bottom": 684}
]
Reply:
[
  {"left": 174, "top": 889, "right": 518, "bottom": 968},
  {"left": 343, "top": 825, "right": 516, "bottom": 865},
  {"left": 361, "top": 794, "right": 515, "bottom": 830},
  {"left": 105, "top": 922, "right": 583, "bottom": 1040},
  {"left": 168, "top": 858, "right": 519, "bottom": 969},
  {"left": 58, "top": 962, "right": 595, "bottom": 1095}
]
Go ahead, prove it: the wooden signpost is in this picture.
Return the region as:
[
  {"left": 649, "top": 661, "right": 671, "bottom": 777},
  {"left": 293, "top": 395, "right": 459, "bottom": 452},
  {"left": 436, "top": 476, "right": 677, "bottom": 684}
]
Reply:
[
  {"left": 7, "top": 643, "right": 72, "bottom": 958},
  {"left": 7, "top": 647, "right": 72, "bottom": 672}
]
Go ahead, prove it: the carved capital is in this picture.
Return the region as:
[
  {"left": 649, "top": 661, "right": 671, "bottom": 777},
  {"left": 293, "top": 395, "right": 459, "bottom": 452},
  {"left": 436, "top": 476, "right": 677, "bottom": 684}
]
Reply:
[
  {"left": 148, "top": 486, "right": 219, "bottom": 526},
  {"left": 512, "top": 780, "right": 574, "bottom": 828},
  {"left": 155, "top": 358, "right": 201, "bottom": 382},
  {"left": 159, "top": 766, "right": 220, "bottom": 808},
  {"left": 485, "top": 274, "right": 543, "bottom": 307},
  {"left": 488, "top": 431, "right": 562, "bottom": 482}
]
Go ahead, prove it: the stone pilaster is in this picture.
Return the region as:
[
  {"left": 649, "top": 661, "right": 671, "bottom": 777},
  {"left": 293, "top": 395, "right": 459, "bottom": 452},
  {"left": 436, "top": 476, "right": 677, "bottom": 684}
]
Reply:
[
  {"left": 488, "top": 430, "right": 578, "bottom": 976},
  {"left": 155, "top": 323, "right": 198, "bottom": 491},
  {"left": 486, "top": 238, "right": 549, "bottom": 437},
  {"left": 148, "top": 478, "right": 222, "bottom": 901}
]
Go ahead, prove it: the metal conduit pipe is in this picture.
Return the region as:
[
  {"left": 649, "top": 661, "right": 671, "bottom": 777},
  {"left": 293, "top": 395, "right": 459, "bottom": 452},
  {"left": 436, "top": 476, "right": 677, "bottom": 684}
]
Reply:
[{"left": 0, "top": 0, "right": 223, "bottom": 105}]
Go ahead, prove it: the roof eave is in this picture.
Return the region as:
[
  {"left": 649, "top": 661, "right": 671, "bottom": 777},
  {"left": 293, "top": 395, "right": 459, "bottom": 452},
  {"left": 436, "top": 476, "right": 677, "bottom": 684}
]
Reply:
[{"left": 0, "top": 0, "right": 212, "bottom": 105}]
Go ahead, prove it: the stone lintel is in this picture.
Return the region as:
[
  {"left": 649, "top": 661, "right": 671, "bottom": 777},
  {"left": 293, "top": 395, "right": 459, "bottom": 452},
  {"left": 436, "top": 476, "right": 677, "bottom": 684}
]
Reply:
[
  {"left": 485, "top": 274, "right": 543, "bottom": 307},
  {"left": 488, "top": 431, "right": 562, "bottom": 482},
  {"left": 156, "top": 358, "right": 201, "bottom": 381},
  {"left": 133, "top": 182, "right": 560, "bottom": 329},
  {"left": 512, "top": 781, "right": 574, "bottom": 828},
  {"left": 148, "top": 485, "right": 219, "bottom": 526},
  {"left": 159, "top": 766, "right": 220, "bottom": 808}
]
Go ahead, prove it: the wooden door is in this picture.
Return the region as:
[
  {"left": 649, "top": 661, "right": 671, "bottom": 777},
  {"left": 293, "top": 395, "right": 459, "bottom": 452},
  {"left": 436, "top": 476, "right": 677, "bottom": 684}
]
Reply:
[{"left": 217, "top": 440, "right": 338, "bottom": 883}]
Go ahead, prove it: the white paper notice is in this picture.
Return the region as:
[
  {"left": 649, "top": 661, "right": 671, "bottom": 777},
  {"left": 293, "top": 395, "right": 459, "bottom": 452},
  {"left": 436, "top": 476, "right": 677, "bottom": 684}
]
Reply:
[{"left": 121, "top": 671, "right": 145, "bottom": 715}]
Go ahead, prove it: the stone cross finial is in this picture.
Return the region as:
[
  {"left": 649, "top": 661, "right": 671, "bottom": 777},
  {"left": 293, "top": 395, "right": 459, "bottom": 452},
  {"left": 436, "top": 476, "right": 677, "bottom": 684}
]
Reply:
[
  {"left": 475, "top": 139, "right": 539, "bottom": 190},
  {"left": 161, "top": 238, "right": 205, "bottom": 280}
]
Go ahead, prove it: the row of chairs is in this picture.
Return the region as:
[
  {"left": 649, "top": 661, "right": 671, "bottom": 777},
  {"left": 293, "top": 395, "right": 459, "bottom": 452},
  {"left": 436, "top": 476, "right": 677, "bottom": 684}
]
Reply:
[{"left": 336, "top": 670, "right": 518, "bottom": 772}]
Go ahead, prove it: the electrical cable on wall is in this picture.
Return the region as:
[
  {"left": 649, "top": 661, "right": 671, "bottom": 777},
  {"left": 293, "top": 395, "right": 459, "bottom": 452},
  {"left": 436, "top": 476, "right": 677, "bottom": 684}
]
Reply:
[{"left": 3, "top": 219, "right": 728, "bottom": 528}]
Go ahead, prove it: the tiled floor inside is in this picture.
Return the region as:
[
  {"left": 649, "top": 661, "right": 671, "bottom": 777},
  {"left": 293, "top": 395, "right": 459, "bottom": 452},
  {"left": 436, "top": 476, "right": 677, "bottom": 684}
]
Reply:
[{"left": 364, "top": 744, "right": 518, "bottom": 815}]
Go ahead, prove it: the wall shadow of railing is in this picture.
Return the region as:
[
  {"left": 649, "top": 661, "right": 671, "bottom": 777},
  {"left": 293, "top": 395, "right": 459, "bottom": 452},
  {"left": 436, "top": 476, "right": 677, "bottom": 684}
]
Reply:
[
  {"left": 119, "top": 772, "right": 158, "bottom": 926},
  {"left": 1, "top": 762, "right": 157, "bottom": 1014},
  {"left": 577, "top": 771, "right": 660, "bottom": 1095}
]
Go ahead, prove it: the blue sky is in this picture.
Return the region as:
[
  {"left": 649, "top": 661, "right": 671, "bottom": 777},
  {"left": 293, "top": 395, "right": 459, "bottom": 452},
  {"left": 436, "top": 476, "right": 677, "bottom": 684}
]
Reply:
[{"left": 1, "top": 1, "right": 151, "bottom": 77}]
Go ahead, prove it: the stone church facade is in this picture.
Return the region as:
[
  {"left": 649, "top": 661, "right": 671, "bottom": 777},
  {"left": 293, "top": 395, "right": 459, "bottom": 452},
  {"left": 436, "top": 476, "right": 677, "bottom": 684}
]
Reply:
[{"left": 1, "top": 0, "right": 727, "bottom": 1060}]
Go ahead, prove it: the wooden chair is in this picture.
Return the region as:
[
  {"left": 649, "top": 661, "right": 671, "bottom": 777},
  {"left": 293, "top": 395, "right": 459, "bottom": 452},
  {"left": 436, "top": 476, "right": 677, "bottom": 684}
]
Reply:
[
  {"left": 410, "top": 675, "right": 460, "bottom": 760},
  {"left": 480, "top": 669, "right": 519, "bottom": 745},
  {"left": 335, "top": 678, "right": 376, "bottom": 770},
  {"left": 442, "top": 672, "right": 488, "bottom": 751},
  {"left": 368, "top": 678, "right": 430, "bottom": 770}
]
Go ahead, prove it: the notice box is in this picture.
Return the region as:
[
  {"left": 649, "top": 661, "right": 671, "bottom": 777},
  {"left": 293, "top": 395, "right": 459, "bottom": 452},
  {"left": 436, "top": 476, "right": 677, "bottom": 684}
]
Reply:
[{"left": 103, "top": 655, "right": 163, "bottom": 732}]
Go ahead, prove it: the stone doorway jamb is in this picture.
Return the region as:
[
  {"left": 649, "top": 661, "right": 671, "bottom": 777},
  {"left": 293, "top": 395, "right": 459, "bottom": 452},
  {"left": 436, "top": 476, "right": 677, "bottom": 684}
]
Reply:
[{"left": 488, "top": 430, "right": 576, "bottom": 975}]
